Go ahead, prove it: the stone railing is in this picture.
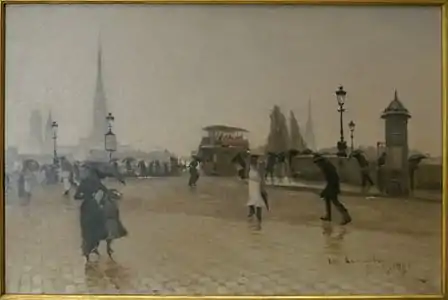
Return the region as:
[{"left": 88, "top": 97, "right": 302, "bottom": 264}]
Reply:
[{"left": 290, "top": 155, "right": 442, "bottom": 191}]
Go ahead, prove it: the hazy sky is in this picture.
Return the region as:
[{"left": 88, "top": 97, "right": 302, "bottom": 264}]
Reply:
[{"left": 5, "top": 4, "right": 442, "bottom": 156}]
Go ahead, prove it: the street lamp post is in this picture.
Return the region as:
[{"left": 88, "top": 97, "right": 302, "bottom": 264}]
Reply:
[
  {"left": 51, "top": 121, "right": 59, "bottom": 165},
  {"left": 348, "top": 120, "right": 356, "bottom": 152},
  {"left": 335, "top": 86, "right": 348, "bottom": 157},
  {"left": 105, "top": 112, "right": 117, "bottom": 162}
]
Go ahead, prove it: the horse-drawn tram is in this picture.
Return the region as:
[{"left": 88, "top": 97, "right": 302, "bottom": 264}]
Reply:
[{"left": 197, "top": 125, "right": 249, "bottom": 176}]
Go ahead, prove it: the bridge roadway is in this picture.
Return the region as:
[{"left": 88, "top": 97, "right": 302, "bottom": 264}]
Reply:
[{"left": 5, "top": 175, "right": 442, "bottom": 295}]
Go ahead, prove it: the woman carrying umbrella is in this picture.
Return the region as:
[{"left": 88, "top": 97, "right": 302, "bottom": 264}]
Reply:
[
  {"left": 18, "top": 159, "right": 39, "bottom": 204},
  {"left": 60, "top": 157, "right": 74, "bottom": 196},
  {"left": 246, "top": 153, "right": 269, "bottom": 231},
  {"left": 122, "top": 157, "right": 136, "bottom": 177},
  {"left": 74, "top": 162, "right": 126, "bottom": 262}
]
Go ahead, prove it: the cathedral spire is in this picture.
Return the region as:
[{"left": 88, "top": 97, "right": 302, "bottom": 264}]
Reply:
[
  {"left": 97, "top": 34, "right": 102, "bottom": 82},
  {"left": 96, "top": 35, "right": 104, "bottom": 97},
  {"left": 305, "top": 97, "right": 316, "bottom": 151},
  {"left": 89, "top": 36, "right": 109, "bottom": 147},
  {"left": 45, "top": 110, "right": 53, "bottom": 132},
  {"left": 44, "top": 109, "right": 54, "bottom": 152}
]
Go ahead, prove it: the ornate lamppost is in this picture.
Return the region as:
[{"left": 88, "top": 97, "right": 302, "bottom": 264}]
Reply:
[
  {"left": 51, "top": 121, "right": 59, "bottom": 165},
  {"left": 105, "top": 112, "right": 117, "bottom": 162},
  {"left": 348, "top": 120, "right": 355, "bottom": 152},
  {"left": 335, "top": 86, "right": 348, "bottom": 157}
]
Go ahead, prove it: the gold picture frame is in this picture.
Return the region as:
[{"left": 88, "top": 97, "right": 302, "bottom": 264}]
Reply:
[{"left": 0, "top": 0, "right": 446, "bottom": 299}]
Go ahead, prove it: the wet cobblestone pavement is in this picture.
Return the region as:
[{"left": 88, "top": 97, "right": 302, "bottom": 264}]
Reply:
[{"left": 5, "top": 176, "right": 442, "bottom": 295}]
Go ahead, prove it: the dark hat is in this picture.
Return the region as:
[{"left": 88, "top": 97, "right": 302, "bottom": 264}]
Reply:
[{"left": 312, "top": 153, "right": 325, "bottom": 163}]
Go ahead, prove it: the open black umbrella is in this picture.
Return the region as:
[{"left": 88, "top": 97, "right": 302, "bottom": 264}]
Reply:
[
  {"left": 348, "top": 149, "right": 363, "bottom": 158},
  {"left": 192, "top": 155, "right": 202, "bottom": 162},
  {"left": 232, "top": 151, "right": 248, "bottom": 165},
  {"left": 301, "top": 148, "right": 313, "bottom": 155},
  {"left": 261, "top": 190, "right": 270, "bottom": 211},
  {"left": 122, "top": 157, "right": 136, "bottom": 164},
  {"left": 288, "top": 149, "right": 300, "bottom": 157},
  {"left": 23, "top": 159, "right": 40, "bottom": 171},
  {"left": 83, "top": 161, "right": 126, "bottom": 184},
  {"left": 408, "top": 154, "right": 427, "bottom": 162},
  {"left": 61, "top": 159, "right": 74, "bottom": 172}
]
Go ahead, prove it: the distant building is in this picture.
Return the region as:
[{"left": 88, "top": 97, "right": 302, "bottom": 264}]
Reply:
[{"left": 15, "top": 42, "right": 171, "bottom": 163}]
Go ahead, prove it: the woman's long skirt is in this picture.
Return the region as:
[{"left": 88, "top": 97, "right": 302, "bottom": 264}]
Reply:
[
  {"left": 80, "top": 199, "right": 108, "bottom": 256},
  {"left": 102, "top": 199, "right": 128, "bottom": 240}
]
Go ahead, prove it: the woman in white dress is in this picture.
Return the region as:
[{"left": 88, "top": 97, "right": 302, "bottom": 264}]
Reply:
[
  {"left": 59, "top": 157, "right": 71, "bottom": 196},
  {"left": 247, "top": 155, "right": 268, "bottom": 230},
  {"left": 20, "top": 168, "right": 33, "bottom": 204}
]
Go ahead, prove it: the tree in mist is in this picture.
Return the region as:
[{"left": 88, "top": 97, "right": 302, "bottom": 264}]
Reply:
[
  {"left": 289, "top": 111, "right": 307, "bottom": 153},
  {"left": 266, "top": 105, "right": 289, "bottom": 154}
]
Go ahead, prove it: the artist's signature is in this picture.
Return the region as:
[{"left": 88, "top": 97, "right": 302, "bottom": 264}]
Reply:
[
  {"left": 327, "top": 256, "right": 412, "bottom": 275},
  {"left": 326, "top": 257, "right": 429, "bottom": 284}
]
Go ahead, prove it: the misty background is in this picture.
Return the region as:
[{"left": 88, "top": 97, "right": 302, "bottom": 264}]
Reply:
[{"left": 5, "top": 4, "right": 442, "bottom": 157}]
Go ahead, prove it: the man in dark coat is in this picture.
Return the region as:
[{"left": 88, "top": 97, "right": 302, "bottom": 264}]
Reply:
[
  {"left": 5, "top": 173, "right": 10, "bottom": 194},
  {"left": 376, "top": 152, "right": 387, "bottom": 193},
  {"left": 163, "top": 162, "right": 169, "bottom": 176},
  {"left": 349, "top": 150, "right": 374, "bottom": 193},
  {"left": 188, "top": 158, "right": 200, "bottom": 187},
  {"left": 265, "top": 153, "right": 276, "bottom": 183},
  {"left": 408, "top": 155, "right": 427, "bottom": 192},
  {"left": 170, "top": 157, "right": 178, "bottom": 175},
  {"left": 232, "top": 152, "right": 247, "bottom": 180},
  {"left": 138, "top": 160, "right": 147, "bottom": 178},
  {"left": 125, "top": 160, "right": 134, "bottom": 176},
  {"left": 154, "top": 160, "right": 161, "bottom": 176},
  {"left": 17, "top": 170, "right": 27, "bottom": 201},
  {"left": 148, "top": 161, "right": 155, "bottom": 176},
  {"left": 313, "top": 154, "right": 352, "bottom": 225}
]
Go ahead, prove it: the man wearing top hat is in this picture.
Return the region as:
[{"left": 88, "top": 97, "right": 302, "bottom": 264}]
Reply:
[{"left": 313, "top": 153, "right": 352, "bottom": 225}]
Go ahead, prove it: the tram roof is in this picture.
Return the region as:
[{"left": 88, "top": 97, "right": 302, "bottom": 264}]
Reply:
[{"left": 202, "top": 125, "right": 249, "bottom": 133}]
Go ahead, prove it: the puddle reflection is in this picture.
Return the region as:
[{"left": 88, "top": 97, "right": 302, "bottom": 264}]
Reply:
[
  {"left": 103, "top": 259, "right": 132, "bottom": 291},
  {"left": 84, "top": 261, "right": 107, "bottom": 292},
  {"left": 322, "top": 222, "right": 348, "bottom": 262}
]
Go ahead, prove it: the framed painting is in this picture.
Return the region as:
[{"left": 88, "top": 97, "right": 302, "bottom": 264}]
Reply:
[{"left": 0, "top": 0, "right": 447, "bottom": 299}]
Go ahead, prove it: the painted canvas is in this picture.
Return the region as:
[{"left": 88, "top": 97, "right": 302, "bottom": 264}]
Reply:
[{"left": 4, "top": 4, "right": 443, "bottom": 296}]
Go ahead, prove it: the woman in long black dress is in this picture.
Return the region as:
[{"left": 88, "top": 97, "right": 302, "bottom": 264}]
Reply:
[
  {"left": 74, "top": 164, "right": 127, "bottom": 262},
  {"left": 74, "top": 169, "right": 109, "bottom": 262}
]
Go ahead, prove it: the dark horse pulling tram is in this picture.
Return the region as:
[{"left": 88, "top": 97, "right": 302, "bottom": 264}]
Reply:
[{"left": 74, "top": 161, "right": 128, "bottom": 262}]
